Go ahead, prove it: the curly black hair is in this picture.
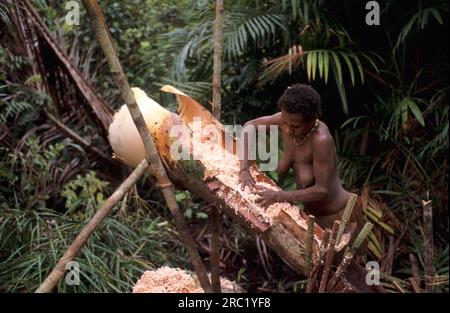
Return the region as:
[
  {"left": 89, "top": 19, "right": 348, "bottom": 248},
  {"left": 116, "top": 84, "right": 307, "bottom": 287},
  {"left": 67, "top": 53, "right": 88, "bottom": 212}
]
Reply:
[{"left": 277, "top": 84, "right": 322, "bottom": 122}]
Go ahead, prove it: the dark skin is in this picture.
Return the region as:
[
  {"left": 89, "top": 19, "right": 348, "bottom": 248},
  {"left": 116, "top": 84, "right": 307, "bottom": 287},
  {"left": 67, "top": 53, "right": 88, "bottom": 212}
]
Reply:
[
  {"left": 239, "top": 110, "right": 351, "bottom": 219},
  {"left": 239, "top": 110, "right": 386, "bottom": 292}
]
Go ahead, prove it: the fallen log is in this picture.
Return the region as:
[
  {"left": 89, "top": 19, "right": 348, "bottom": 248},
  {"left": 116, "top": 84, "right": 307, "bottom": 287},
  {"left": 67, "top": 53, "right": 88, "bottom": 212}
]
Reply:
[{"left": 108, "top": 85, "right": 335, "bottom": 276}]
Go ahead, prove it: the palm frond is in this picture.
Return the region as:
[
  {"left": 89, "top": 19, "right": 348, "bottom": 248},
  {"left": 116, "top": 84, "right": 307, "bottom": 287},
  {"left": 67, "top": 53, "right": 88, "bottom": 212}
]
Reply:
[
  {"left": 0, "top": 1, "right": 10, "bottom": 26},
  {"left": 258, "top": 44, "right": 304, "bottom": 85},
  {"left": 223, "top": 11, "right": 287, "bottom": 60},
  {"left": 395, "top": 4, "right": 448, "bottom": 50},
  {"left": 232, "top": 59, "right": 261, "bottom": 92},
  {"left": 280, "top": 0, "right": 325, "bottom": 22},
  {"left": 260, "top": 48, "right": 380, "bottom": 113}
]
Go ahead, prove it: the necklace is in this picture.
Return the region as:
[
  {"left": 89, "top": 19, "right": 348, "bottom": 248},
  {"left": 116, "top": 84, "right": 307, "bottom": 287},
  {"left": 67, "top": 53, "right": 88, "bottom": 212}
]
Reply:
[{"left": 293, "top": 118, "right": 319, "bottom": 147}]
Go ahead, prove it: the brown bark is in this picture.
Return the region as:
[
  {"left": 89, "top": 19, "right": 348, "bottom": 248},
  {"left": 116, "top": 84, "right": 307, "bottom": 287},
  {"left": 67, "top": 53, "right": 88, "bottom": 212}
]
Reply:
[
  {"left": 306, "top": 229, "right": 331, "bottom": 292},
  {"left": 154, "top": 86, "right": 329, "bottom": 277},
  {"left": 304, "top": 215, "right": 316, "bottom": 276},
  {"left": 319, "top": 221, "right": 340, "bottom": 292},
  {"left": 409, "top": 253, "right": 421, "bottom": 289},
  {"left": 212, "top": 0, "right": 224, "bottom": 120},
  {"left": 327, "top": 223, "right": 373, "bottom": 290},
  {"left": 409, "top": 277, "right": 422, "bottom": 293}
]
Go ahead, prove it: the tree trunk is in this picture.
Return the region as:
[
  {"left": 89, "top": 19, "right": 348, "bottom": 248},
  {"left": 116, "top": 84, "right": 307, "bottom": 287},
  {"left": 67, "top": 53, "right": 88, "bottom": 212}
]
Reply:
[{"left": 108, "top": 85, "right": 330, "bottom": 276}]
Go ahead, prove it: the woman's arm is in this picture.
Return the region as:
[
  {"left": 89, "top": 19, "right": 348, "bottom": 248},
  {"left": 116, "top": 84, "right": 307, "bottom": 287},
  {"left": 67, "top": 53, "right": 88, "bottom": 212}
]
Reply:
[{"left": 239, "top": 113, "right": 281, "bottom": 190}]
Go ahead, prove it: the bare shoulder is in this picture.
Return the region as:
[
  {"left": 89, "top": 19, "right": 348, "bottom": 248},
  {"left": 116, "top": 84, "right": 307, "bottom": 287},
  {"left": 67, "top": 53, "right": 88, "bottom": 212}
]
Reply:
[
  {"left": 312, "top": 121, "right": 335, "bottom": 151},
  {"left": 244, "top": 112, "right": 282, "bottom": 127},
  {"left": 269, "top": 112, "right": 282, "bottom": 126}
]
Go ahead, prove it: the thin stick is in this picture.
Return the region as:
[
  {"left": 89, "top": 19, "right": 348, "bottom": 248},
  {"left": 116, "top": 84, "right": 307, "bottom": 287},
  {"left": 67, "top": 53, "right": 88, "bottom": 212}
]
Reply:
[
  {"left": 46, "top": 112, "right": 113, "bottom": 163},
  {"left": 328, "top": 252, "right": 355, "bottom": 292},
  {"left": 422, "top": 199, "right": 434, "bottom": 293},
  {"left": 210, "top": 0, "right": 224, "bottom": 293},
  {"left": 81, "top": 0, "right": 212, "bottom": 293},
  {"left": 393, "top": 281, "right": 406, "bottom": 293},
  {"left": 318, "top": 220, "right": 340, "bottom": 292},
  {"left": 409, "top": 253, "right": 421, "bottom": 290},
  {"left": 36, "top": 159, "right": 149, "bottom": 293},
  {"left": 304, "top": 215, "right": 315, "bottom": 277},
  {"left": 327, "top": 223, "right": 373, "bottom": 290},
  {"left": 118, "top": 192, "right": 128, "bottom": 217},
  {"left": 335, "top": 193, "right": 357, "bottom": 244},
  {"left": 408, "top": 277, "right": 422, "bottom": 293},
  {"left": 306, "top": 229, "right": 331, "bottom": 293}
]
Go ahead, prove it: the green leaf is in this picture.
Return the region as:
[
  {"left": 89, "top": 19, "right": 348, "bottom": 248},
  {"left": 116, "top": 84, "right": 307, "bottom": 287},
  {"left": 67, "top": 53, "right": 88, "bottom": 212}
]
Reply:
[
  {"left": 331, "top": 52, "right": 343, "bottom": 85},
  {"left": 350, "top": 53, "right": 364, "bottom": 84},
  {"left": 331, "top": 59, "right": 348, "bottom": 114},
  {"left": 288, "top": 47, "right": 293, "bottom": 74},
  {"left": 400, "top": 99, "right": 409, "bottom": 126},
  {"left": 323, "top": 52, "right": 330, "bottom": 83},
  {"left": 184, "top": 208, "right": 193, "bottom": 219},
  {"left": 195, "top": 212, "right": 208, "bottom": 219},
  {"left": 175, "top": 191, "right": 188, "bottom": 202},
  {"left": 318, "top": 51, "right": 324, "bottom": 79},
  {"left": 430, "top": 8, "right": 443, "bottom": 24},
  {"left": 341, "top": 53, "right": 355, "bottom": 86},
  {"left": 306, "top": 52, "right": 313, "bottom": 81},
  {"left": 311, "top": 51, "right": 317, "bottom": 80},
  {"left": 96, "top": 193, "right": 104, "bottom": 205},
  {"left": 407, "top": 99, "right": 425, "bottom": 126}
]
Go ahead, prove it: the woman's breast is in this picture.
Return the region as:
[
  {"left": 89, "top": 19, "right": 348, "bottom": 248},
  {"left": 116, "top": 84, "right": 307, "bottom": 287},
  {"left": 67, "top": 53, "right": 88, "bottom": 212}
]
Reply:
[{"left": 293, "top": 161, "right": 315, "bottom": 189}]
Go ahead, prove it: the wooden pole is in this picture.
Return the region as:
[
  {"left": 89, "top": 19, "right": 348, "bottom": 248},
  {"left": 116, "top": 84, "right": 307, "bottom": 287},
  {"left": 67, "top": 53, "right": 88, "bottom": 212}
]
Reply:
[
  {"left": 36, "top": 159, "right": 149, "bottom": 293},
  {"left": 318, "top": 220, "right": 340, "bottom": 292},
  {"left": 408, "top": 277, "right": 422, "bottom": 293},
  {"left": 81, "top": 0, "right": 212, "bottom": 293},
  {"left": 210, "top": 0, "right": 224, "bottom": 293},
  {"left": 422, "top": 199, "right": 434, "bottom": 293},
  {"left": 409, "top": 253, "right": 422, "bottom": 290},
  {"left": 212, "top": 0, "right": 223, "bottom": 121},
  {"left": 306, "top": 229, "right": 331, "bottom": 292},
  {"left": 304, "top": 215, "right": 315, "bottom": 276},
  {"left": 327, "top": 222, "right": 373, "bottom": 290}
]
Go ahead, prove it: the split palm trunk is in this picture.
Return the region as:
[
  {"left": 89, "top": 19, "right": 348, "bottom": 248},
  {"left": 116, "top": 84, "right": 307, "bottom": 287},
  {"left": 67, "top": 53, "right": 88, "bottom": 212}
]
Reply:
[{"left": 108, "top": 85, "right": 339, "bottom": 276}]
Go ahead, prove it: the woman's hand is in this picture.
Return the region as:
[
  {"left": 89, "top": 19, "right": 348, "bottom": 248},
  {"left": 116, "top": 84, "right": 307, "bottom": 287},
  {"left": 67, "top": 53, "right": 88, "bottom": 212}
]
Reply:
[
  {"left": 239, "top": 169, "right": 256, "bottom": 191},
  {"left": 255, "top": 188, "right": 287, "bottom": 207}
]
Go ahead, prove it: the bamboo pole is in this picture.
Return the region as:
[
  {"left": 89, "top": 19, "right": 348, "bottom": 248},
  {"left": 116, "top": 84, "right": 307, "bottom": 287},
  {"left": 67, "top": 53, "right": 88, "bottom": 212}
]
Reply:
[
  {"left": 306, "top": 229, "right": 331, "bottom": 292},
  {"left": 327, "top": 222, "right": 373, "bottom": 290},
  {"left": 210, "top": 0, "right": 224, "bottom": 293},
  {"left": 81, "top": 0, "right": 212, "bottom": 293},
  {"left": 36, "top": 159, "right": 149, "bottom": 293},
  {"left": 304, "top": 215, "right": 315, "bottom": 276},
  {"left": 422, "top": 199, "right": 434, "bottom": 293},
  {"left": 318, "top": 221, "right": 340, "bottom": 292},
  {"left": 335, "top": 193, "right": 357, "bottom": 244}
]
